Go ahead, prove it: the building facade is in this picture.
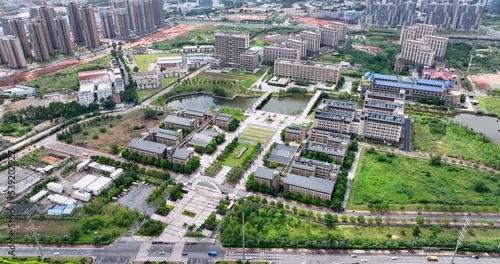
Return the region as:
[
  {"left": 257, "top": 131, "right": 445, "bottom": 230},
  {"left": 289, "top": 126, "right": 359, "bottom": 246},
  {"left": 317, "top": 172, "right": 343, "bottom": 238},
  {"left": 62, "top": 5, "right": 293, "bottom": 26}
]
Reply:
[
  {"left": 67, "top": 2, "right": 85, "bottom": 43},
  {"left": 274, "top": 59, "right": 341, "bottom": 83},
  {"left": 54, "top": 16, "right": 75, "bottom": 55},
  {"left": 300, "top": 30, "right": 321, "bottom": 52},
  {"left": 8, "top": 18, "right": 31, "bottom": 57},
  {"left": 263, "top": 46, "right": 301, "bottom": 63},
  {"left": 80, "top": 5, "right": 100, "bottom": 49},
  {"left": 400, "top": 39, "right": 435, "bottom": 66},
  {"left": 239, "top": 49, "right": 259, "bottom": 72},
  {"left": 0, "top": 36, "right": 27, "bottom": 69},
  {"left": 27, "top": 19, "right": 51, "bottom": 61},
  {"left": 99, "top": 10, "right": 116, "bottom": 39},
  {"left": 134, "top": 71, "right": 161, "bottom": 89},
  {"left": 214, "top": 31, "right": 250, "bottom": 67}
]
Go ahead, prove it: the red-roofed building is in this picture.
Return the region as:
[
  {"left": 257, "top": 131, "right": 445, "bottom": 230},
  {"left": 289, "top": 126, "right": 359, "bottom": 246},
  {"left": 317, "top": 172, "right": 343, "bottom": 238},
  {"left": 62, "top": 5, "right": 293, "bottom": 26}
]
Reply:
[
  {"left": 78, "top": 69, "right": 109, "bottom": 83},
  {"left": 422, "top": 68, "right": 458, "bottom": 84}
]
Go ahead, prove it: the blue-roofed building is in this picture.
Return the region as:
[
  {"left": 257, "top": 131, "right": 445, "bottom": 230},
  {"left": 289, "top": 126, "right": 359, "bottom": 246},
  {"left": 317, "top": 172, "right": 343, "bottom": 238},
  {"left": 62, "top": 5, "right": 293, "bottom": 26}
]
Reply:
[
  {"left": 362, "top": 72, "right": 461, "bottom": 106},
  {"left": 62, "top": 204, "right": 76, "bottom": 215},
  {"left": 48, "top": 205, "right": 66, "bottom": 216}
]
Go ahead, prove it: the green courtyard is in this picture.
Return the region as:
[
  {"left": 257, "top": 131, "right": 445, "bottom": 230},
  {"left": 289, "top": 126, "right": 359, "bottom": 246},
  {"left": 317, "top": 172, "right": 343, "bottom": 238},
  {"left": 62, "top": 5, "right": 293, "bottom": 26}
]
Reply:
[
  {"left": 348, "top": 149, "right": 500, "bottom": 212},
  {"left": 221, "top": 142, "right": 255, "bottom": 167}
]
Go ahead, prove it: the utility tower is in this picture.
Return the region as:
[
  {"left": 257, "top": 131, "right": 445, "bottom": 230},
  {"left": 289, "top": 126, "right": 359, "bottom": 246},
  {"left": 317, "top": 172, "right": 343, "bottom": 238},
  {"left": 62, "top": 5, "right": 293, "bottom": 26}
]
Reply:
[
  {"left": 450, "top": 215, "right": 470, "bottom": 264},
  {"left": 27, "top": 208, "right": 44, "bottom": 259},
  {"left": 242, "top": 211, "right": 245, "bottom": 263}
]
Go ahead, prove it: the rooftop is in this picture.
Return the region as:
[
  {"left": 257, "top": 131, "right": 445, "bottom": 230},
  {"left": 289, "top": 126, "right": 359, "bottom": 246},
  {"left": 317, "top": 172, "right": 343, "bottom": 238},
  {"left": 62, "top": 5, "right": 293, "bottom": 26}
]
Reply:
[
  {"left": 78, "top": 69, "right": 109, "bottom": 83},
  {"left": 134, "top": 71, "right": 158, "bottom": 80},
  {"left": 172, "top": 148, "right": 192, "bottom": 160},
  {"left": 215, "top": 31, "right": 249, "bottom": 37},
  {"left": 373, "top": 80, "right": 444, "bottom": 93},
  {"left": 364, "top": 72, "right": 398, "bottom": 81},
  {"left": 283, "top": 173, "right": 335, "bottom": 195},
  {"left": 264, "top": 46, "right": 299, "bottom": 52},
  {"left": 254, "top": 166, "right": 277, "bottom": 180},
  {"left": 275, "top": 59, "right": 341, "bottom": 69},
  {"left": 165, "top": 115, "right": 194, "bottom": 127},
  {"left": 216, "top": 113, "right": 233, "bottom": 122},
  {"left": 306, "top": 141, "right": 347, "bottom": 157},
  {"left": 182, "top": 108, "right": 207, "bottom": 117},
  {"left": 157, "top": 56, "right": 183, "bottom": 63},
  {"left": 128, "top": 138, "right": 167, "bottom": 154},
  {"left": 268, "top": 144, "right": 298, "bottom": 165},
  {"left": 286, "top": 125, "right": 303, "bottom": 134},
  {"left": 199, "top": 129, "right": 220, "bottom": 137},
  {"left": 314, "top": 110, "right": 353, "bottom": 122},
  {"left": 366, "top": 89, "right": 406, "bottom": 101},
  {"left": 362, "top": 111, "right": 405, "bottom": 124},
  {"left": 364, "top": 100, "right": 401, "bottom": 110},
  {"left": 320, "top": 99, "right": 357, "bottom": 110}
]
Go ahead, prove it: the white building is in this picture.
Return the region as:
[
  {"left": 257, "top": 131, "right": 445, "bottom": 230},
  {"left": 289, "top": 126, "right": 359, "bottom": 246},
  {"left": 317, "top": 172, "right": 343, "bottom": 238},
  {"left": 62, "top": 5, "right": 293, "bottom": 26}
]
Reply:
[
  {"left": 29, "top": 190, "right": 48, "bottom": 203},
  {"left": 84, "top": 176, "right": 112, "bottom": 195},
  {"left": 88, "top": 162, "right": 116, "bottom": 174},
  {"left": 135, "top": 71, "right": 161, "bottom": 90},
  {"left": 1, "top": 85, "right": 36, "bottom": 97},
  {"left": 77, "top": 69, "right": 121, "bottom": 105},
  {"left": 73, "top": 190, "right": 92, "bottom": 202},
  {"left": 47, "top": 182, "right": 65, "bottom": 193},
  {"left": 110, "top": 168, "right": 123, "bottom": 180},
  {"left": 96, "top": 82, "right": 113, "bottom": 101},
  {"left": 48, "top": 194, "right": 76, "bottom": 205},
  {"left": 76, "top": 159, "right": 91, "bottom": 172},
  {"left": 78, "top": 83, "right": 95, "bottom": 105},
  {"left": 72, "top": 174, "right": 98, "bottom": 190}
]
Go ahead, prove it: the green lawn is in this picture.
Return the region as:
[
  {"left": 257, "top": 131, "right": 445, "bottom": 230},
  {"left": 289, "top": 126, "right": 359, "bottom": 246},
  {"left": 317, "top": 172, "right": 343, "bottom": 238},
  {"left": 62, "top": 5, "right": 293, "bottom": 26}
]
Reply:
[
  {"left": 134, "top": 53, "right": 181, "bottom": 72},
  {"left": 410, "top": 113, "right": 500, "bottom": 170},
  {"left": 239, "top": 126, "right": 274, "bottom": 144},
  {"left": 477, "top": 96, "right": 500, "bottom": 116},
  {"left": 221, "top": 142, "right": 255, "bottom": 167},
  {"left": 26, "top": 55, "right": 112, "bottom": 96},
  {"left": 163, "top": 77, "right": 178, "bottom": 88},
  {"left": 137, "top": 88, "right": 160, "bottom": 101},
  {"left": 348, "top": 149, "right": 500, "bottom": 212}
]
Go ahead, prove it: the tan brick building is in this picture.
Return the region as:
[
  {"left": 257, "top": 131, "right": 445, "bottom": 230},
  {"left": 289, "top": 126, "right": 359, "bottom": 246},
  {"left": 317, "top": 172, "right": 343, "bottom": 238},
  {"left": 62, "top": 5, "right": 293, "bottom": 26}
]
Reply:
[{"left": 274, "top": 59, "right": 341, "bottom": 83}]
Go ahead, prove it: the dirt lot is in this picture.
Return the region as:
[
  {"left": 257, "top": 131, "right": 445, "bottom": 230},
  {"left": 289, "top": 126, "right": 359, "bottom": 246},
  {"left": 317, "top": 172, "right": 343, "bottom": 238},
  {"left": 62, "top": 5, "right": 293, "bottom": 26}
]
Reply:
[
  {"left": 291, "top": 16, "right": 331, "bottom": 26},
  {"left": 471, "top": 73, "right": 500, "bottom": 90},
  {"left": 41, "top": 155, "right": 63, "bottom": 164},
  {"left": 223, "top": 14, "right": 268, "bottom": 23},
  {"left": 72, "top": 109, "right": 163, "bottom": 153},
  {"left": 0, "top": 24, "right": 206, "bottom": 89}
]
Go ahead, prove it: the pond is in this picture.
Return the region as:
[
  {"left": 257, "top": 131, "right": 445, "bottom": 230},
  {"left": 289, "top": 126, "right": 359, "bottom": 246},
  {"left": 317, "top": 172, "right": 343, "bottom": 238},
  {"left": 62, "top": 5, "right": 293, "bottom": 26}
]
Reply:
[
  {"left": 452, "top": 113, "right": 500, "bottom": 143},
  {"left": 167, "top": 94, "right": 257, "bottom": 111},
  {"left": 167, "top": 94, "right": 315, "bottom": 115}
]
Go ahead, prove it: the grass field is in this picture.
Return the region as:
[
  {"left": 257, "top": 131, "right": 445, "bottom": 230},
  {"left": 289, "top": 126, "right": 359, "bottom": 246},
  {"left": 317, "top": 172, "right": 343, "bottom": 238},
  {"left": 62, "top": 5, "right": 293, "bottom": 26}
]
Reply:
[
  {"left": 163, "top": 77, "right": 178, "bottom": 88},
  {"left": 26, "top": 55, "right": 112, "bottom": 96},
  {"left": 348, "top": 149, "right": 500, "bottom": 212},
  {"left": 410, "top": 112, "right": 500, "bottom": 170},
  {"left": 133, "top": 53, "right": 181, "bottom": 72},
  {"left": 0, "top": 256, "right": 93, "bottom": 264},
  {"left": 239, "top": 126, "right": 274, "bottom": 144},
  {"left": 221, "top": 142, "right": 255, "bottom": 167},
  {"left": 137, "top": 89, "right": 160, "bottom": 101},
  {"left": 198, "top": 68, "right": 269, "bottom": 89},
  {"left": 477, "top": 96, "right": 500, "bottom": 116}
]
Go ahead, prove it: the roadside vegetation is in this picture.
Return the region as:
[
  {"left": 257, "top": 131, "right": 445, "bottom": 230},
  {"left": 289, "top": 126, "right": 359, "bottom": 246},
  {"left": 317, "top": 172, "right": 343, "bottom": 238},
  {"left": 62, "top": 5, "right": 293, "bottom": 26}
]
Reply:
[
  {"left": 0, "top": 257, "right": 93, "bottom": 264},
  {"left": 410, "top": 113, "right": 500, "bottom": 170},
  {"left": 136, "top": 219, "right": 166, "bottom": 236},
  {"left": 349, "top": 149, "right": 500, "bottom": 212},
  {"left": 219, "top": 196, "right": 500, "bottom": 251},
  {"left": 445, "top": 42, "right": 500, "bottom": 74},
  {"left": 477, "top": 96, "right": 500, "bottom": 116}
]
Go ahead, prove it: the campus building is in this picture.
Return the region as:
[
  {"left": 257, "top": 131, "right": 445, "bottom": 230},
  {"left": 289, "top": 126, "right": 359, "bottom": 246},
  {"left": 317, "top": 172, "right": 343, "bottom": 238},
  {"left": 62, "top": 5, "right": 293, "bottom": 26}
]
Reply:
[
  {"left": 145, "top": 127, "right": 183, "bottom": 147},
  {"left": 318, "top": 22, "right": 347, "bottom": 47},
  {"left": 283, "top": 173, "right": 335, "bottom": 201},
  {"left": 399, "top": 24, "right": 448, "bottom": 63},
  {"left": 289, "top": 156, "right": 340, "bottom": 181},
  {"left": 77, "top": 69, "right": 123, "bottom": 105},
  {"left": 361, "top": 72, "right": 460, "bottom": 106},
  {"left": 284, "top": 125, "right": 307, "bottom": 142},
  {"left": 239, "top": 49, "right": 259, "bottom": 72},
  {"left": 299, "top": 30, "right": 321, "bottom": 52},
  {"left": 164, "top": 115, "right": 198, "bottom": 130},
  {"left": 358, "top": 111, "right": 405, "bottom": 144},
  {"left": 134, "top": 71, "right": 161, "bottom": 89},
  {"left": 308, "top": 129, "right": 350, "bottom": 149},
  {"left": 262, "top": 46, "right": 301, "bottom": 63},
  {"left": 302, "top": 140, "right": 347, "bottom": 165},
  {"left": 213, "top": 112, "right": 233, "bottom": 131},
  {"left": 127, "top": 138, "right": 167, "bottom": 159},
  {"left": 282, "top": 39, "right": 307, "bottom": 58},
  {"left": 400, "top": 23, "right": 437, "bottom": 43},
  {"left": 253, "top": 167, "right": 280, "bottom": 190},
  {"left": 214, "top": 31, "right": 250, "bottom": 68},
  {"left": 274, "top": 59, "right": 341, "bottom": 83},
  {"left": 266, "top": 144, "right": 298, "bottom": 168}
]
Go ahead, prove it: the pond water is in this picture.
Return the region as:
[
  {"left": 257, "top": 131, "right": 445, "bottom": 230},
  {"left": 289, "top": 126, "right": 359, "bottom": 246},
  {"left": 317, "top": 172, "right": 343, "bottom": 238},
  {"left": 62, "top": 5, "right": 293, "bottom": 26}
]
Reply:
[
  {"left": 167, "top": 94, "right": 314, "bottom": 115},
  {"left": 452, "top": 113, "right": 500, "bottom": 143},
  {"left": 167, "top": 94, "right": 257, "bottom": 111}
]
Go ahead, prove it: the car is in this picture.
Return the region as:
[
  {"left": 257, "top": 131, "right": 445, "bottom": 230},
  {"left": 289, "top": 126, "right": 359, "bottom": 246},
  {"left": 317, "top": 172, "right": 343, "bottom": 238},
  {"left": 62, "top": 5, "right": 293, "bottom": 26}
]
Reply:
[
  {"left": 472, "top": 255, "right": 479, "bottom": 259},
  {"left": 360, "top": 259, "right": 368, "bottom": 262},
  {"left": 351, "top": 255, "right": 358, "bottom": 258},
  {"left": 391, "top": 256, "right": 398, "bottom": 260},
  {"left": 159, "top": 251, "right": 165, "bottom": 255},
  {"left": 53, "top": 252, "right": 60, "bottom": 256},
  {"left": 82, "top": 153, "right": 88, "bottom": 156}
]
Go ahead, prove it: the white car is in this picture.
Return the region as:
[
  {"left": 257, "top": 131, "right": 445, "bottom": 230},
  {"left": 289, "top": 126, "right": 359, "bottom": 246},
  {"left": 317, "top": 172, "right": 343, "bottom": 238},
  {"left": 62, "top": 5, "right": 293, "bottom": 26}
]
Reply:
[
  {"left": 351, "top": 255, "right": 358, "bottom": 258},
  {"left": 361, "top": 259, "right": 368, "bottom": 262},
  {"left": 53, "top": 252, "right": 60, "bottom": 256},
  {"left": 391, "top": 256, "right": 398, "bottom": 260}
]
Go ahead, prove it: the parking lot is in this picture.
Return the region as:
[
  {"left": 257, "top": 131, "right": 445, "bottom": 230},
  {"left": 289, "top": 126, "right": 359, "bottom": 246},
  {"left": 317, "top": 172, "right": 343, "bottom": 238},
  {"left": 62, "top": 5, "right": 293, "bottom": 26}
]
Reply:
[{"left": 118, "top": 183, "right": 157, "bottom": 215}]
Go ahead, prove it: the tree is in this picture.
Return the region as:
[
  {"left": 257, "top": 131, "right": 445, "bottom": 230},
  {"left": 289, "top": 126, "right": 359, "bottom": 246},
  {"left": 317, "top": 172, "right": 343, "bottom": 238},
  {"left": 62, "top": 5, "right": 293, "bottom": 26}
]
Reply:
[
  {"left": 341, "top": 214, "right": 348, "bottom": 222},
  {"left": 375, "top": 216, "right": 382, "bottom": 225},
  {"left": 367, "top": 217, "right": 374, "bottom": 224},
  {"left": 357, "top": 215, "right": 365, "bottom": 223},
  {"left": 307, "top": 210, "right": 314, "bottom": 219},
  {"left": 460, "top": 93, "right": 466, "bottom": 103},
  {"left": 412, "top": 225, "right": 421, "bottom": 237},
  {"left": 133, "top": 66, "right": 139, "bottom": 72},
  {"left": 429, "top": 155, "right": 442, "bottom": 166},
  {"left": 385, "top": 216, "right": 391, "bottom": 225},
  {"left": 416, "top": 215, "right": 425, "bottom": 225},
  {"left": 324, "top": 213, "right": 335, "bottom": 226},
  {"left": 349, "top": 216, "right": 356, "bottom": 223},
  {"left": 194, "top": 145, "right": 203, "bottom": 153},
  {"left": 473, "top": 181, "right": 490, "bottom": 193}
]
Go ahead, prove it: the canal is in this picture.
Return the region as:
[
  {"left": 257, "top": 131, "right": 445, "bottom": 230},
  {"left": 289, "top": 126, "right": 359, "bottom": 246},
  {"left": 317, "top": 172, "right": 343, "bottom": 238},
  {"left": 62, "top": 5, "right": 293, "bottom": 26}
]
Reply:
[{"left": 452, "top": 113, "right": 500, "bottom": 143}]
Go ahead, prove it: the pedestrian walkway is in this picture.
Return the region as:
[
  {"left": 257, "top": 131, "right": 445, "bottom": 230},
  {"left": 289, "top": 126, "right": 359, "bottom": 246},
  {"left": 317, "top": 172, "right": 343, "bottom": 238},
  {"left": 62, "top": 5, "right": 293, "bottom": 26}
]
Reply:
[{"left": 298, "top": 90, "right": 322, "bottom": 121}]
